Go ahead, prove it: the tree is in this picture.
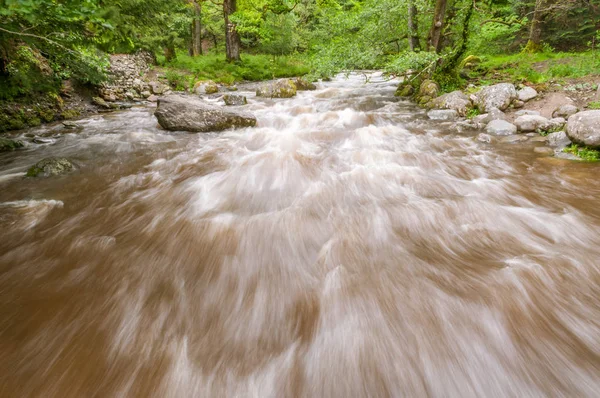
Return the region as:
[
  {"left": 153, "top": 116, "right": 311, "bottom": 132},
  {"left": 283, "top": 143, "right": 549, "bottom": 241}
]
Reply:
[
  {"left": 190, "top": 0, "right": 203, "bottom": 56},
  {"left": 428, "top": 0, "right": 448, "bottom": 52},
  {"left": 408, "top": 0, "right": 421, "bottom": 51},
  {"left": 224, "top": 0, "right": 241, "bottom": 61}
]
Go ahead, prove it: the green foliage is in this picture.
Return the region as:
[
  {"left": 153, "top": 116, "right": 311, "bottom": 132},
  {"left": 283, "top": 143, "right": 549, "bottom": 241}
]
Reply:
[
  {"left": 563, "top": 144, "right": 600, "bottom": 161},
  {"left": 466, "top": 108, "right": 481, "bottom": 119},
  {"left": 164, "top": 52, "right": 310, "bottom": 84},
  {"left": 587, "top": 101, "right": 600, "bottom": 110}
]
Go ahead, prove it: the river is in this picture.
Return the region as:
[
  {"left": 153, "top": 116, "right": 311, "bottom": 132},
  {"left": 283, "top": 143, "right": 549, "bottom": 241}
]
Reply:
[{"left": 1, "top": 73, "right": 600, "bottom": 397}]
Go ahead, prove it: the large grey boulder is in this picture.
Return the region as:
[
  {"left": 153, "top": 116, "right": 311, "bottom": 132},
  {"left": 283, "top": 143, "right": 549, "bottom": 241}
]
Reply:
[
  {"left": 154, "top": 95, "right": 256, "bottom": 132},
  {"left": 427, "top": 109, "right": 458, "bottom": 121},
  {"left": 485, "top": 119, "right": 517, "bottom": 136},
  {"left": 474, "top": 83, "right": 517, "bottom": 112},
  {"left": 517, "top": 87, "right": 538, "bottom": 102},
  {"left": 256, "top": 79, "right": 297, "bottom": 98},
  {"left": 552, "top": 104, "right": 579, "bottom": 119},
  {"left": 26, "top": 157, "right": 74, "bottom": 177},
  {"left": 428, "top": 91, "right": 472, "bottom": 116},
  {"left": 514, "top": 115, "right": 551, "bottom": 132},
  {"left": 566, "top": 110, "right": 600, "bottom": 148}
]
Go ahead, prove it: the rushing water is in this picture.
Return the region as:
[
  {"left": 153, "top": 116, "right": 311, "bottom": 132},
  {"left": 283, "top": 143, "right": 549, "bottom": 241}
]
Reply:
[{"left": 2, "top": 73, "right": 600, "bottom": 397}]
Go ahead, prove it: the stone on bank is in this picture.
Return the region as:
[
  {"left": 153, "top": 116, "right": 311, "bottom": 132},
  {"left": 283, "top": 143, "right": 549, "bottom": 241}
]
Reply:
[{"left": 566, "top": 110, "right": 600, "bottom": 148}]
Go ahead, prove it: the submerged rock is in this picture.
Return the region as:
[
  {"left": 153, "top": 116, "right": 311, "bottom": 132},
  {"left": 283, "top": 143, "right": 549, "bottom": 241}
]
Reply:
[
  {"left": 534, "top": 147, "right": 555, "bottom": 155},
  {"left": 474, "top": 83, "right": 517, "bottom": 112},
  {"left": 27, "top": 157, "right": 74, "bottom": 177},
  {"left": 154, "top": 94, "right": 256, "bottom": 133},
  {"left": 256, "top": 79, "right": 297, "bottom": 98},
  {"left": 428, "top": 90, "right": 472, "bottom": 116},
  {"left": 485, "top": 119, "right": 517, "bottom": 136},
  {"left": 566, "top": 110, "right": 600, "bottom": 148},
  {"left": 223, "top": 95, "right": 247, "bottom": 106},
  {"left": 477, "top": 133, "right": 494, "bottom": 143},
  {"left": 0, "top": 137, "right": 24, "bottom": 152}
]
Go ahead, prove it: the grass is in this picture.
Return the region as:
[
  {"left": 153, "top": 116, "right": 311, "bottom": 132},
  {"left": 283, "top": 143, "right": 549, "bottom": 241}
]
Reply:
[
  {"left": 466, "top": 51, "right": 600, "bottom": 84},
  {"left": 587, "top": 101, "right": 600, "bottom": 109},
  {"left": 158, "top": 52, "right": 311, "bottom": 87},
  {"left": 563, "top": 144, "right": 600, "bottom": 161}
]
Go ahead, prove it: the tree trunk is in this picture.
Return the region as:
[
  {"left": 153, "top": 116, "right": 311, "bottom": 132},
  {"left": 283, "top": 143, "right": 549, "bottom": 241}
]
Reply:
[
  {"left": 408, "top": 1, "right": 421, "bottom": 51},
  {"left": 428, "top": 0, "right": 448, "bottom": 53},
  {"left": 191, "top": 0, "right": 203, "bottom": 56},
  {"left": 224, "top": 0, "right": 241, "bottom": 62},
  {"left": 164, "top": 45, "right": 176, "bottom": 62},
  {"left": 525, "top": 0, "right": 544, "bottom": 52}
]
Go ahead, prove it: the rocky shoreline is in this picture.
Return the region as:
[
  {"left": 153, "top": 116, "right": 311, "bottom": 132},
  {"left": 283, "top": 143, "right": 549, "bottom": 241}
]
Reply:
[{"left": 397, "top": 79, "right": 600, "bottom": 160}]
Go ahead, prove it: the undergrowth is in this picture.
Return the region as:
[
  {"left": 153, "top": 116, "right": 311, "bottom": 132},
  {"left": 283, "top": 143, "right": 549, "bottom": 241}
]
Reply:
[
  {"left": 158, "top": 52, "right": 310, "bottom": 86},
  {"left": 466, "top": 51, "right": 600, "bottom": 84},
  {"left": 563, "top": 144, "right": 600, "bottom": 161}
]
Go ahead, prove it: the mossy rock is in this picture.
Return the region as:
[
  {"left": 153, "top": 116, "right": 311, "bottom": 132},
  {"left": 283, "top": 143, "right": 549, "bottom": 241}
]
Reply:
[
  {"left": 193, "top": 80, "right": 219, "bottom": 95},
  {"left": 26, "top": 157, "right": 74, "bottom": 177},
  {"left": 460, "top": 55, "right": 482, "bottom": 69},
  {"left": 256, "top": 79, "right": 297, "bottom": 98},
  {"left": 61, "top": 109, "right": 80, "bottom": 120},
  {"left": 418, "top": 79, "right": 440, "bottom": 99},
  {"left": 0, "top": 138, "right": 25, "bottom": 152},
  {"left": 395, "top": 84, "right": 415, "bottom": 97}
]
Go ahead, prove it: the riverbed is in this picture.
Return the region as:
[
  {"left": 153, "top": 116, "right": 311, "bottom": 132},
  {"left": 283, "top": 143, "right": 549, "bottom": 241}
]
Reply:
[{"left": 1, "top": 73, "right": 600, "bottom": 397}]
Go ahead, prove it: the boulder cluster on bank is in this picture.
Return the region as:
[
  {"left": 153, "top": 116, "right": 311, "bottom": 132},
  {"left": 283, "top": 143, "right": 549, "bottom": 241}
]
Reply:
[{"left": 397, "top": 79, "right": 600, "bottom": 157}]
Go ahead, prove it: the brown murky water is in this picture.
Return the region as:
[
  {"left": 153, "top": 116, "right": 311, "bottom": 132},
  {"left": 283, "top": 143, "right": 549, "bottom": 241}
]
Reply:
[{"left": 2, "top": 73, "right": 600, "bottom": 397}]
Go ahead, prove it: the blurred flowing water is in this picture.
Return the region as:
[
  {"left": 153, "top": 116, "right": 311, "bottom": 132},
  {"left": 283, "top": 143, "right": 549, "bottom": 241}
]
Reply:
[{"left": 1, "top": 73, "right": 600, "bottom": 397}]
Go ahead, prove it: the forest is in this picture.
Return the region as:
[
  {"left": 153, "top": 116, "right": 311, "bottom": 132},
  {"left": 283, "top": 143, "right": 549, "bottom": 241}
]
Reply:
[{"left": 1, "top": 0, "right": 599, "bottom": 101}]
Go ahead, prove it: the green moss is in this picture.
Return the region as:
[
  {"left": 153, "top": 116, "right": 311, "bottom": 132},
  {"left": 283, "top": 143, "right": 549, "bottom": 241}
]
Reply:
[
  {"left": 38, "top": 108, "right": 56, "bottom": 122},
  {"left": 587, "top": 101, "right": 600, "bottom": 110},
  {"left": 563, "top": 144, "right": 600, "bottom": 161},
  {"left": 61, "top": 109, "right": 80, "bottom": 119},
  {"left": 0, "top": 137, "right": 25, "bottom": 152},
  {"left": 466, "top": 108, "right": 481, "bottom": 119}
]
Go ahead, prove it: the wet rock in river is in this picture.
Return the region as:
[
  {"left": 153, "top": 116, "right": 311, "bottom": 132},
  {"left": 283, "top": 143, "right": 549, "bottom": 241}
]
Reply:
[
  {"left": 0, "top": 137, "right": 24, "bottom": 152},
  {"left": 534, "top": 147, "right": 555, "bottom": 155},
  {"left": 477, "top": 133, "right": 494, "bottom": 143},
  {"left": 427, "top": 90, "right": 472, "bottom": 116},
  {"left": 485, "top": 119, "right": 517, "bottom": 136},
  {"left": 292, "top": 77, "right": 317, "bottom": 91},
  {"left": 427, "top": 109, "right": 458, "bottom": 121},
  {"left": 256, "top": 79, "right": 297, "bottom": 98},
  {"left": 26, "top": 157, "right": 74, "bottom": 177},
  {"left": 154, "top": 94, "right": 256, "bottom": 133},
  {"left": 547, "top": 131, "right": 571, "bottom": 149}
]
